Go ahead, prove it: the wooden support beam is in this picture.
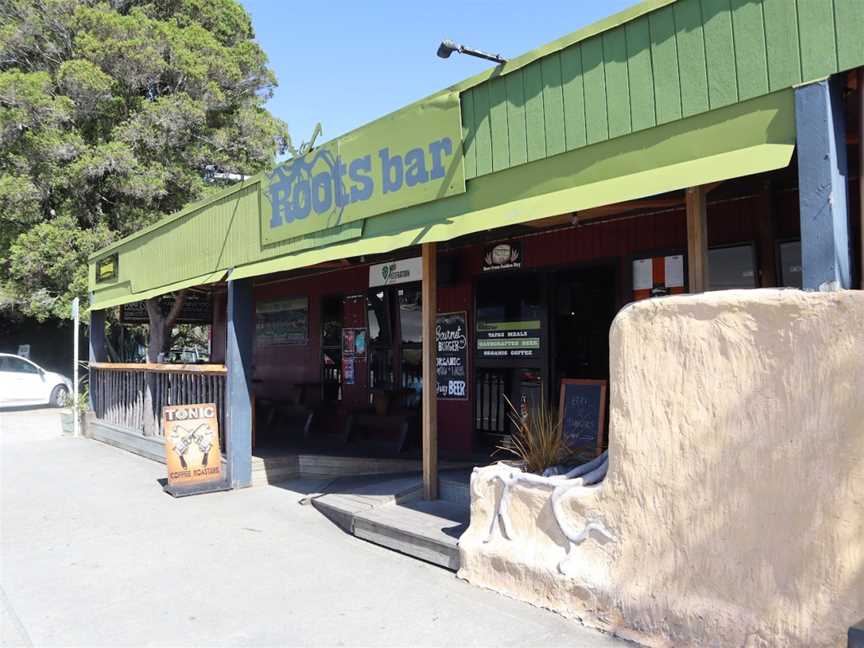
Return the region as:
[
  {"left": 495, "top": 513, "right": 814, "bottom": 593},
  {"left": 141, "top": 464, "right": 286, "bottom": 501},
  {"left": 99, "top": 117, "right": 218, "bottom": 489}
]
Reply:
[
  {"left": 755, "top": 180, "right": 777, "bottom": 287},
  {"left": 686, "top": 186, "right": 709, "bottom": 293},
  {"left": 421, "top": 243, "right": 438, "bottom": 501}
]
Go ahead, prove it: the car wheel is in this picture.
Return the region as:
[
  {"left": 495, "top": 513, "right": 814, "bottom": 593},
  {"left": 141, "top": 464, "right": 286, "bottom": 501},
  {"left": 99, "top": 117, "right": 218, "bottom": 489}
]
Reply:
[{"left": 50, "top": 385, "right": 69, "bottom": 408}]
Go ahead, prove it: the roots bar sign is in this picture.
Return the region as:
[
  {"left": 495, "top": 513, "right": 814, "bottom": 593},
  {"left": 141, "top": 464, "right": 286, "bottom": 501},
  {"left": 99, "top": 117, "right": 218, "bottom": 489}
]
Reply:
[
  {"left": 261, "top": 92, "right": 466, "bottom": 245},
  {"left": 163, "top": 403, "right": 224, "bottom": 495}
]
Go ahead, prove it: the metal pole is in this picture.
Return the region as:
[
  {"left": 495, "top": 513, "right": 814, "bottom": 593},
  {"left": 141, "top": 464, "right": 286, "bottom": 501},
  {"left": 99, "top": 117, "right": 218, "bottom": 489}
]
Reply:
[{"left": 72, "top": 297, "right": 80, "bottom": 438}]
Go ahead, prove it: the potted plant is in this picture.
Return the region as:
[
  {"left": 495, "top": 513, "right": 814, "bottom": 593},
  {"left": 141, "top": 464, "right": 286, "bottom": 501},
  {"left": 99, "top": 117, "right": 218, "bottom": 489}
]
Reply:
[{"left": 495, "top": 395, "right": 594, "bottom": 475}]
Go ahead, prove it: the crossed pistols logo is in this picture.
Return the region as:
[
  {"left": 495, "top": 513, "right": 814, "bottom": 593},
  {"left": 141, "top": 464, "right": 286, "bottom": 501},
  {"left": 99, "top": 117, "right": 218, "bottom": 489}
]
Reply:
[
  {"left": 169, "top": 422, "right": 215, "bottom": 469},
  {"left": 163, "top": 403, "right": 221, "bottom": 485}
]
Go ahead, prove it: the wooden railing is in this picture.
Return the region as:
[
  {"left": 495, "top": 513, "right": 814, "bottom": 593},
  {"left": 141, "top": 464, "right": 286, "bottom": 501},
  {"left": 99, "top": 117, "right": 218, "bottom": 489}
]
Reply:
[{"left": 90, "top": 363, "right": 227, "bottom": 438}]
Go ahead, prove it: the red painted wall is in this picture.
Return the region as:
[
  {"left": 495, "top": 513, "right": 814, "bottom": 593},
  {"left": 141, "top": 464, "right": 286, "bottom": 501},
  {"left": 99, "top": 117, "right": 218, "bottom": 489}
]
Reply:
[{"left": 248, "top": 190, "right": 800, "bottom": 455}]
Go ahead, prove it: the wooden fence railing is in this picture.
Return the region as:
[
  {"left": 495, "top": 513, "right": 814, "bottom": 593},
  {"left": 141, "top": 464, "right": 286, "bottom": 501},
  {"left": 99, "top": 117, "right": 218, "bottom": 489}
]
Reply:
[{"left": 90, "top": 363, "right": 227, "bottom": 439}]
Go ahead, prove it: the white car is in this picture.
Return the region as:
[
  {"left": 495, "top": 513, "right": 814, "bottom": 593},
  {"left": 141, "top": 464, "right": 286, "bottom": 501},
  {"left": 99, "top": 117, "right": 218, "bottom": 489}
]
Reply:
[{"left": 0, "top": 353, "right": 72, "bottom": 408}]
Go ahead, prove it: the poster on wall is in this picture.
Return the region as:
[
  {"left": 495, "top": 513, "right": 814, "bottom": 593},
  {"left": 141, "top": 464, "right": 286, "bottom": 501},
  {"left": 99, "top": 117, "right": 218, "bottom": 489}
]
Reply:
[
  {"left": 632, "top": 253, "right": 686, "bottom": 301},
  {"left": 341, "top": 356, "right": 355, "bottom": 385},
  {"left": 256, "top": 297, "right": 308, "bottom": 344},
  {"left": 436, "top": 311, "right": 468, "bottom": 400},
  {"left": 162, "top": 403, "right": 228, "bottom": 497},
  {"left": 476, "top": 319, "right": 541, "bottom": 359},
  {"left": 342, "top": 328, "right": 367, "bottom": 357}
]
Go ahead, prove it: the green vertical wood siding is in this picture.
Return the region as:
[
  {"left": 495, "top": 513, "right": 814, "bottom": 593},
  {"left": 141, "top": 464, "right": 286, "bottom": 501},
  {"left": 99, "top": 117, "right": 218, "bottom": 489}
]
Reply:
[{"left": 461, "top": 0, "right": 864, "bottom": 180}]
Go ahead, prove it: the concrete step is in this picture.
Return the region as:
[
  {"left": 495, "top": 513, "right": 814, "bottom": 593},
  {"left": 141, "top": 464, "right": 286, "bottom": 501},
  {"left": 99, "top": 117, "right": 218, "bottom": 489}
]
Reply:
[
  {"left": 310, "top": 474, "right": 423, "bottom": 532},
  {"left": 439, "top": 469, "right": 472, "bottom": 508},
  {"left": 353, "top": 499, "right": 468, "bottom": 571}
]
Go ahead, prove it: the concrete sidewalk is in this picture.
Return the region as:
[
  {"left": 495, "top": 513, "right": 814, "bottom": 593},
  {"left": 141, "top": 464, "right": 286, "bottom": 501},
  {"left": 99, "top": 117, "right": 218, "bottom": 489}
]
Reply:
[{"left": 0, "top": 408, "right": 627, "bottom": 647}]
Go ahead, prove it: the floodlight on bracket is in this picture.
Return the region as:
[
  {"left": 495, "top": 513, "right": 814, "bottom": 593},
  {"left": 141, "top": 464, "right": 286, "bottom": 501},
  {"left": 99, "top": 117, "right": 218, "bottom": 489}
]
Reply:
[{"left": 437, "top": 39, "right": 506, "bottom": 64}]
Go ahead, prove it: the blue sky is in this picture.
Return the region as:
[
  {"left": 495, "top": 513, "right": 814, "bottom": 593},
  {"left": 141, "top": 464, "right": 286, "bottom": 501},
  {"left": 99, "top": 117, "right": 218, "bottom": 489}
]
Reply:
[{"left": 241, "top": 1, "right": 635, "bottom": 149}]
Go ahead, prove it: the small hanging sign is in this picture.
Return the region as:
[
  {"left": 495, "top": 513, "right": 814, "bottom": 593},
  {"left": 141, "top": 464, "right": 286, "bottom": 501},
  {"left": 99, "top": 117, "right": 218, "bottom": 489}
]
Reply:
[{"left": 482, "top": 242, "right": 522, "bottom": 272}]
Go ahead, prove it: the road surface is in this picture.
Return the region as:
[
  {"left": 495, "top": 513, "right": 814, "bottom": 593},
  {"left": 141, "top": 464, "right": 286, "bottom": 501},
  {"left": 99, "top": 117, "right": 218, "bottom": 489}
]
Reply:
[{"left": 0, "top": 408, "right": 627, "bottom": 647}]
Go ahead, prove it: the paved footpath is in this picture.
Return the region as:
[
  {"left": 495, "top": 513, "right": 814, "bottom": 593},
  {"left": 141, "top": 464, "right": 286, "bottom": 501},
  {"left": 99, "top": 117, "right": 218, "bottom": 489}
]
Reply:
[{"left": 0, "top": 408, "right": 627, "bottom": 647}]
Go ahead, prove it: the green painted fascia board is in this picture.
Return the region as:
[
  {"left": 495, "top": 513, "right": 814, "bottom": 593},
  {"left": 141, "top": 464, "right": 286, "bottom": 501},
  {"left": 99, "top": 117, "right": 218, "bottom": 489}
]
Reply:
[
  {"left": 231, "top": 90, "right": 794, "bottom": 281},
  {"left": 88, "top": 177, "right": 263, "bottom": 262},
  {"left": 88, "top": 269, "right": 226, "bottom": 311}
]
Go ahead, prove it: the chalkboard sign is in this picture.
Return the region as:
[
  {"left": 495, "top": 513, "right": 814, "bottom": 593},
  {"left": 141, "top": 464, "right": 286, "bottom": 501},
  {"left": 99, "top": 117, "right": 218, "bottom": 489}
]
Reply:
[
  {"left": 558, "top": 379, "right": 607, "bottom": 453},
  {"left": 436, "top": 311, "right": 468, "bottom": 400}
]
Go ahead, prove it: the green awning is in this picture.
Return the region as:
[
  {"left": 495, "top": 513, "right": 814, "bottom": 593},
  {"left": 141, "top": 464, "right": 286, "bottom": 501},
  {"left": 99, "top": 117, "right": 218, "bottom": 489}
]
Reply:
[
  {"left": 232, "top": 90, "right": 795, "bottom": 281},
  {"left": 88, "top": 269, "right": 226, "bottom": 312}
]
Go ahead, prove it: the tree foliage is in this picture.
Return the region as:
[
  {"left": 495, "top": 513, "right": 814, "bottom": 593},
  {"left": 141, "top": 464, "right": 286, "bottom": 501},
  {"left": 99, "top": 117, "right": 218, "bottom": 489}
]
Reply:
[{"left": 0, "top": 0, "right": 288, "bottom": 320}]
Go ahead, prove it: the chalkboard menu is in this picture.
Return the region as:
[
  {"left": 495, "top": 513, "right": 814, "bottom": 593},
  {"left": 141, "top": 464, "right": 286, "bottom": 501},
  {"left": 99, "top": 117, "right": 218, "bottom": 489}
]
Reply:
[
  {"left": 558, "top": 379, "right": 607, "bottom": 453},
  {"left": 120, "top": 293, "right": 212, "bottom": 324},
  {"left": 436, "top": 311, "right": 468, "bottom": 399}
]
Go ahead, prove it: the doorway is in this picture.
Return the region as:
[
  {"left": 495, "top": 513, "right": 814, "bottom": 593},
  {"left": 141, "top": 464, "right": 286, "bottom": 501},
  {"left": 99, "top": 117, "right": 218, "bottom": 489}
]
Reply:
[{"left": 550, "top": 263, "right": 618, "bottom": 388}]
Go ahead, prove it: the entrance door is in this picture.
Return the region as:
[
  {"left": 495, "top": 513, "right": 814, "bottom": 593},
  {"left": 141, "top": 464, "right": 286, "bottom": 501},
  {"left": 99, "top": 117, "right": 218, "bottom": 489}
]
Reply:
[
  {"left": 366, "top": 284, "right": 423, "bottom": 408},
  {"left": 551, "top": 264, "right": 618, "bottom": 387},
  {"left": 474, "top": 273, "right": 546, "bottom": 445}
]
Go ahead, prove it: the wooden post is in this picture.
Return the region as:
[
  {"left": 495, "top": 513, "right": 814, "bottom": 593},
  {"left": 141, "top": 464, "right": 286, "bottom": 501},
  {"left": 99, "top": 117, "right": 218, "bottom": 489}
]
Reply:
[
  {"left": 755, "top": 180, "right": 777, "bottom": 287},
  {"left": 686, "top": 186, "right": 709, "bottom": 293},
  {"left": 89, "top": 307, "right": 106, "bottom": 412},
  {"left": 421, "top": 243, "right": 438, "bottom": 500}
]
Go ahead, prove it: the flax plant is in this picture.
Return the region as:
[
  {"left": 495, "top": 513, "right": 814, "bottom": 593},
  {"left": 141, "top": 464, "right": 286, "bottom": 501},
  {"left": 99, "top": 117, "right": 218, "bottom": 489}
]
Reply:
[{"left": 496, "top": 394, "right": 570, "bottom": 474}]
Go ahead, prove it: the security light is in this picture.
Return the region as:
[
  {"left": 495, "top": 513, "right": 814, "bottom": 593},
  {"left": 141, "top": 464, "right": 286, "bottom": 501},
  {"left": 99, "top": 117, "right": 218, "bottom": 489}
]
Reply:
[{"left": 437, "top": 39, "right": 506, "bottom": 64}]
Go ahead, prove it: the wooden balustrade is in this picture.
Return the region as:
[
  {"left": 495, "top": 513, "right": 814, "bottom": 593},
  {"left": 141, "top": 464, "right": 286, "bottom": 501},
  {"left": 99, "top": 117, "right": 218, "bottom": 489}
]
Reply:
[{"left": 90, "top": 363, "right": 227, "bottom": 439}]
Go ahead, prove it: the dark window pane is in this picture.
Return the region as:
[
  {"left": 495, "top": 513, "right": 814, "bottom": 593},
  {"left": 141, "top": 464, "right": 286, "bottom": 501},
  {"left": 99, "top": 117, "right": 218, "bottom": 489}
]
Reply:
[
  {"left": 397, "top": 287, "right": 422, "bottom": 344},
  {"left": 7, "top": 358, "right": 38, "bottom": 374},
  {"left": 321, "top": 296, "right": 343, "bottom": 347},
  {"left": 477, "top": 275, "right": 543, "bottom": 325},
  {"left": 367, "top": 290, "right": 390, "bottom": 345},
  {"left": 708, "top": 245, "right": 757, "bottom": 290},
  {"left": 778, "top": 240, "right": 802, "bottom": 288}
]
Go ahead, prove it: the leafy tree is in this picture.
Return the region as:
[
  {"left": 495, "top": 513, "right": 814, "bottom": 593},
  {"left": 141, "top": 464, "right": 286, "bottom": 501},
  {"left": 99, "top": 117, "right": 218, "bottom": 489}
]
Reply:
[{"left": 0, "top": 0, "right": 287, "bottom": 329}]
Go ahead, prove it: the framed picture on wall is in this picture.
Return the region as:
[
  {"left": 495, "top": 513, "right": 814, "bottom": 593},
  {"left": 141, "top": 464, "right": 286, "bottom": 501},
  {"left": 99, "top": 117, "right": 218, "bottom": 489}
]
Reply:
[{"left": 256, "top": 297, "right": 308, "bottom": 344}]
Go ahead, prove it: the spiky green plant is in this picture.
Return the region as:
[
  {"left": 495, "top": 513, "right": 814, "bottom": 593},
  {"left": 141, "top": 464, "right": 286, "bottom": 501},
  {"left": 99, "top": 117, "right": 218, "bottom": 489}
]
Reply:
[{"left": 496, "top": 394, "right": 570, "bottom": 474}]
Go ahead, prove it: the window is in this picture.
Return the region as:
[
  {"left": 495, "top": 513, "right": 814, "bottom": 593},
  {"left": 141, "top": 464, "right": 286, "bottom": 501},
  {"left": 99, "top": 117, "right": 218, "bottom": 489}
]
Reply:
[
  {"left": 365, "top": 285, "right": 423, "bottom": 401},
  {"left": 367, "top": 289, "right": 394, "bottom": 390},
  {"left": 2, "top": 357, "right": 39, "bottom": 374},
  {"left": 778, "top": 240, "right": 802, "bottom": 288},
  {"left": 397, "top": 287, "right": 422, "bottom": 406},
  {"left": 477, "top": 275, "right": 543, "bottom": 325},
  {"left": 321, "top": 296, "right": 343, "bottom": 401},
  {"left": 708, "top": 244, "right": 757, "bottom": 290}
]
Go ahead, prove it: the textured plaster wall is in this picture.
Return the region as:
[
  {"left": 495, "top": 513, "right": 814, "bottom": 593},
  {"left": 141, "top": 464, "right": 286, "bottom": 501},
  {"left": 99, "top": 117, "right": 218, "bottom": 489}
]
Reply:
[{"left": 458, "top": 290, "right": 864, "bottom": 647}]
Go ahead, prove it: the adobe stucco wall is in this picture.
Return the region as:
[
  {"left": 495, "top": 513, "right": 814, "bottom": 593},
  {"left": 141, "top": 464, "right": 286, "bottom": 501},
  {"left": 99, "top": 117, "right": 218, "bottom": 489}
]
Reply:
[{"left": 458, "top": 290, "right": 864, "bottom": 647}]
